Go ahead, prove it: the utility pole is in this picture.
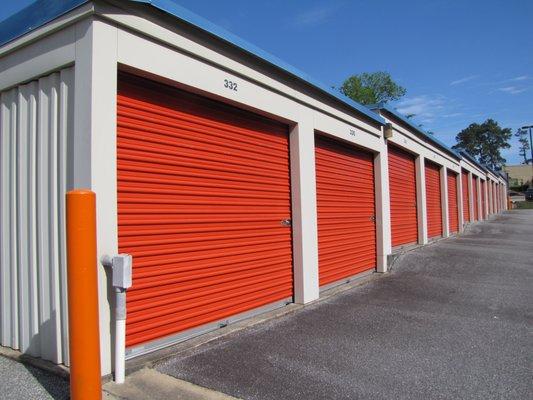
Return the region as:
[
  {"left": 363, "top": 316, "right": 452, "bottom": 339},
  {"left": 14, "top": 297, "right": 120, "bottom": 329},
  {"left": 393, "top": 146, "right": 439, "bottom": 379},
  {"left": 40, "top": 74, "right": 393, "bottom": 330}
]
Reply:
[{"left": 521, "top": 125, "right": 533, "bottom": 188}]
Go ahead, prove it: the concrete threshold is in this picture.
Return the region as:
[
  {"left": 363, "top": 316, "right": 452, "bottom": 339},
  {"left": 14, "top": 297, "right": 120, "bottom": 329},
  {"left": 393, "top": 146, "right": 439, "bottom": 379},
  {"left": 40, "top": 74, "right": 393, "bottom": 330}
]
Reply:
[{"left": 104, "top": 368, "right": 239, "bottom": 400}]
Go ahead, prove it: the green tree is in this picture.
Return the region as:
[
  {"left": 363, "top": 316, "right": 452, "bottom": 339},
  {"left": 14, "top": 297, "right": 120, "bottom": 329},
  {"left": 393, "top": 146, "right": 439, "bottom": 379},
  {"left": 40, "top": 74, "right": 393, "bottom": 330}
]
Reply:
[
  {"left": 339, "top": 72, "right": 406, "bottom": 105},
  {"left": 515, "top": 128, "right": 531, "bottom": 164},
  {"left": 452, "top": 119, "right": 512, "bottom": 170}
]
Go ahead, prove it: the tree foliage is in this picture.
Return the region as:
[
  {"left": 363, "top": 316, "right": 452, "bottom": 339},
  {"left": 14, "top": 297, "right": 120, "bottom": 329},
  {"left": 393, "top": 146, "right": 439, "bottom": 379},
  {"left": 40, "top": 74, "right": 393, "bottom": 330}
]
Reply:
[
  {"left": 452, "top": 119, "right": 512, "bottom": 170},
  {"left": 339, "top": 71, "right": 406, "bottom": 105},
  {"left": 515, "top": 127, "right": 531, "bottom": 164}
]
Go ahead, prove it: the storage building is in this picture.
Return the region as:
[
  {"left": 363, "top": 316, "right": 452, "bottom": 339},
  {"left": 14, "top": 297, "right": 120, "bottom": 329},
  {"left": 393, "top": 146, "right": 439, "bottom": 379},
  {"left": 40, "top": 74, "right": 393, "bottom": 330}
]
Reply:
[{"left": 0, "top": 0, "right": 508, "bottom": 376}]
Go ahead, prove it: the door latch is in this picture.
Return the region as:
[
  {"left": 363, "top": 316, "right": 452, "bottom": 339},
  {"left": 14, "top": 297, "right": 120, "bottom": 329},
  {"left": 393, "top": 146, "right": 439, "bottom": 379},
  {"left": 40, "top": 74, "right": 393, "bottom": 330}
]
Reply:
[
  {"left": 280, "top": 218, "right": 292, "bottom": 227},
  {"left": 369, "top": 215, "right": 376, "bottom": 222}
]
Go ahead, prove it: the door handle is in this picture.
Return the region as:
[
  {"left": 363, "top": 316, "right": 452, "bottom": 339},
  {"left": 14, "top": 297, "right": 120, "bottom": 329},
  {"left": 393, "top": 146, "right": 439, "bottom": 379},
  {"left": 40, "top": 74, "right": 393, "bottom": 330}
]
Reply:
[{"left": 280, "top": 218, "right": 292, "bottom": 227}]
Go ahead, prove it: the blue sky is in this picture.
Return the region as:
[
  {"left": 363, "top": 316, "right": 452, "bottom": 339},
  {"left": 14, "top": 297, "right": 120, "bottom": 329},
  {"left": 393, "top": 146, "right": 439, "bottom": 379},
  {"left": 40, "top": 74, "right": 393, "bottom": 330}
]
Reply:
[{"left": 1, "top": 0, "right": 532, "bottom": 164}]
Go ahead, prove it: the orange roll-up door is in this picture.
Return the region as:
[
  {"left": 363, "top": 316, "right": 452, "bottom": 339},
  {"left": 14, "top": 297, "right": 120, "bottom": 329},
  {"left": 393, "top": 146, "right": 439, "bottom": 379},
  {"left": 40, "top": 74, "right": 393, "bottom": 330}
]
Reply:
[
  {"left": 425, "top": 161, "right": 442, "bottom": 238},
  {"left": 388, "top": 144, "right": 418, "bottom": 247},
  {"left": 491, "top": 182, "right": 495, "bottom": 214},
  {"left": 487, "top": 181, "right": 491, "bottom": 214},
  {"left": 462, "top": 170, "right": 470, "bottom": 223},
  {"left": 494, "top": 183, "right": 501, "bottom": 213},
  {"left": 472, "top": 177, "right": 479, "bottom": 220},
  {"left": 481, "top": 180, "right": 487, "bottom": 218},
  {"left": 447, "top": 171, "right": 459, "bottom": 233},
  {"left": 493, "top": 182, "right": 498, "bottom": 213},
  {"left": 315, "top": 136, "right": 376, "bottom": 286},
  {"left": 117, "top": 73, "right": 293, "bottom": 348},
  {"left": 496, "top": 183, "right": 502, "bottom": 212}
]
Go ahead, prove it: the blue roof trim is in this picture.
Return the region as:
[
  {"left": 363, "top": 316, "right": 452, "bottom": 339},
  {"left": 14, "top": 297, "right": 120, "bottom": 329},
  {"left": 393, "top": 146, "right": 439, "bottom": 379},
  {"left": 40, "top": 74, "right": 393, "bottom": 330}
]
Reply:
[
  {"left": 130, "top": 0, "right": 385, "bottom": 124},
  {"left": 368, "top": 102, "right": 461, "bottom": 160},
  {"left": 0, "top": 0, "right": 87, "bottom": 47},
  {"left": 0, "top": 0, "right": 385, "bottom": 125}
]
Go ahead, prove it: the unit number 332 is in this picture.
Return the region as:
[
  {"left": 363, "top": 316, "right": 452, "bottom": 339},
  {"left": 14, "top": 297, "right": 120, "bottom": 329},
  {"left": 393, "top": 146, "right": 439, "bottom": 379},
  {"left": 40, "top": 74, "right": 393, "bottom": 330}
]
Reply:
[{"left": 224, "top": 79, "right": 238, "bottom": 91}]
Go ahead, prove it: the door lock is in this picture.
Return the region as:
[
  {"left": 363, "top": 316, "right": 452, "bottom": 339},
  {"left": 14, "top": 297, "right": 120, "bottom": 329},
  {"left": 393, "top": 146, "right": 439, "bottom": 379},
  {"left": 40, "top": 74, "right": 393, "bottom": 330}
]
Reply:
[{"left": 370, "top": 215, "right": 376, "bottom": 222}]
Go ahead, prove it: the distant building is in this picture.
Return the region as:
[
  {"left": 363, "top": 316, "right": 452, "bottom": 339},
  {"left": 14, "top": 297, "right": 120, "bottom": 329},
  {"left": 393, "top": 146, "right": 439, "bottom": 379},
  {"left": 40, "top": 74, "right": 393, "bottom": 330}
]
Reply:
[{"left": 504, "top": 164, "right": 533, "bottom": 187}]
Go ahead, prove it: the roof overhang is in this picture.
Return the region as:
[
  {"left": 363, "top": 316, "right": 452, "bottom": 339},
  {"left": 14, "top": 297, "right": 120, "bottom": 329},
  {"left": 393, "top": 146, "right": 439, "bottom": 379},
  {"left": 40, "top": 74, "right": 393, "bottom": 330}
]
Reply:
[{"left": 368, "top": 102, "right": 461, "bottom": 160}]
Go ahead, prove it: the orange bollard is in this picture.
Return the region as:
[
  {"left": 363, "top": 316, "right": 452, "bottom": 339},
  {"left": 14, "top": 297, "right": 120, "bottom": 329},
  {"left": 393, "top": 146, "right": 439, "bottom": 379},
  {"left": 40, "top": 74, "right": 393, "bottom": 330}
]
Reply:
[{"left": 66, "top": 190, "right": 102, "bottom": 400}]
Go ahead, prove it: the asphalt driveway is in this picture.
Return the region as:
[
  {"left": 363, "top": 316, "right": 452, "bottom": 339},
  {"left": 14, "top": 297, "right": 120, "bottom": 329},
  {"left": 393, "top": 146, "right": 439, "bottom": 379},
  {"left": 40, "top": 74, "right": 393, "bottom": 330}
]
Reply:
[{"left": 157, "top": 211, "right": 533, "bottom": 400}]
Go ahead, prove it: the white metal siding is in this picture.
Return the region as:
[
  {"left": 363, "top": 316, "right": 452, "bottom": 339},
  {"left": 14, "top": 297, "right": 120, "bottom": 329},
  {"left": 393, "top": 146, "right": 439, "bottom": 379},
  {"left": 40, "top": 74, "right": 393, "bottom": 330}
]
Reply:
[{"left": 0, "top": 67, "right": 73, "bottom": 365}]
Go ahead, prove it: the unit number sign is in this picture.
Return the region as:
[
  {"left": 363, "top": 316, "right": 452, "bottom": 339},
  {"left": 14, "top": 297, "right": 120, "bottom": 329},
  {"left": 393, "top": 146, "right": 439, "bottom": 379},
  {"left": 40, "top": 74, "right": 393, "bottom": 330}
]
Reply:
[{"left": 224, "top": 79, "right": 238, "bottom": 91}]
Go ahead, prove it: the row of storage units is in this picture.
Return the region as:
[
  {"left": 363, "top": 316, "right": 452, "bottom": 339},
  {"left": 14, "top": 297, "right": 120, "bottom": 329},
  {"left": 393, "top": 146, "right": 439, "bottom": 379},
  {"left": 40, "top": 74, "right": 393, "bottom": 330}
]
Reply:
[{"left": 0, "top": 0, "right": 509, "bottom": 376}]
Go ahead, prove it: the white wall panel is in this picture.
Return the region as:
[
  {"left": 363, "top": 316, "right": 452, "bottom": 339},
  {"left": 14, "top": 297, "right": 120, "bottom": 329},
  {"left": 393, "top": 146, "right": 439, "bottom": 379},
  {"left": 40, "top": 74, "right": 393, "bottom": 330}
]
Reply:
[{"left": 0, "top": 67, "right": 73, "bottom": 365}]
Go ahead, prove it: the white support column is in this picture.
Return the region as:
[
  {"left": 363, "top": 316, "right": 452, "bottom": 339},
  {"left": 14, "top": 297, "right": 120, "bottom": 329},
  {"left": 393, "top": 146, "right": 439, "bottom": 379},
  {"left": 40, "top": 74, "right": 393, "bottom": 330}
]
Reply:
[
  {"left": 467, "top": 172, "right": 474, "bottom": 222},
  {"left": 290, "top": 113, "right": 319, "bottom": 304},
  {"left": 374, "top": 149, "right": 391, "bottom": 273},
  {"left": 440, "top": 166, "right": 449, "bottom": 237},
  {"left": 415, "top": 156, "right": 428, "bottom": 245},
  {"left": 74, "top": 18, "right": 118, "bottom": 376},
  {"left": 457, "top": 172, "right": 464, "bottom": 231}
]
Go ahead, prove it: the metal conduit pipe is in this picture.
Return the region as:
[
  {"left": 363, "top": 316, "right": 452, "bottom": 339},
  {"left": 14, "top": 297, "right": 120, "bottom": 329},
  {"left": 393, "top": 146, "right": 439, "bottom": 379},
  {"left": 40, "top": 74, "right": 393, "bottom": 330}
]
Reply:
[{"left": 102, "top": 254, "right": 132, "bottom": 384}]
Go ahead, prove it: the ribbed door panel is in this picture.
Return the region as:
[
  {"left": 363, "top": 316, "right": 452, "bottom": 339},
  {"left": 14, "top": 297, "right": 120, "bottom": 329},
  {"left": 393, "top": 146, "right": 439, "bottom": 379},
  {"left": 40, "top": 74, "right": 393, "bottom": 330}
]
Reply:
[
  {"left": 0, "top": 68, "right": 73, "bottom": 366},
  {"left": 425, "top": 161, "right": 442, "bottom": 238},
  {"left": 447, "top": 171, "right": 459, "bottom": 233},
  {"left": 481, "top": 180, "right": 486, "bottom": 218},
  {"left": 388, "top": 145, "right": 418, "bottom": 247},
  {"left": 493, "top": 182, "right": 497, "bottom": 213},
  {"left": 490, "top": 182, "right": 494, "bottom": 214},
  {"left": 315, "top": 136, "right": 376, "bottom": 286},
  {"left": 472, "top": 177, "right": 479, "bottom": 221},
  {"left": 494, "top": 183, "right": 500, "bottom": 213},
  {"left": 117, "top": 74, "right": 293, "bottom": 347},
  {"left": 462, "top": 171, "right": 470, "bottom": 223}
]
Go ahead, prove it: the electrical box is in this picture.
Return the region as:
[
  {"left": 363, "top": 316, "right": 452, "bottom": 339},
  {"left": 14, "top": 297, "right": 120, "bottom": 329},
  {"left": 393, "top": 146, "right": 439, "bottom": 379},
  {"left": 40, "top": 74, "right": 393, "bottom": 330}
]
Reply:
[{"left": 110, "top": 254, "right": 133, "bottom": 290}]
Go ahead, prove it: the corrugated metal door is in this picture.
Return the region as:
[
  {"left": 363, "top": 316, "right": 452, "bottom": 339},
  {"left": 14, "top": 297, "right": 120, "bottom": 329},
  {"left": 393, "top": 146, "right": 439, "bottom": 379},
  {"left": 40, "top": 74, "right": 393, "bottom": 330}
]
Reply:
[
  {"left": 315, "top": 136, "right": 376, "bottom": 287},
  {"left": 493, "top": 182, "right": 497, "bottom": 213},
  {"left": 425, "top": 161, "right": 442, "bottom": 238},
  {"left": 388, "top": 145, "right": 418, "bottom": 247},
  {"left": 117, "top": 74, "right": 293, "bottom": 348},
  {"left": 472, "top": 177, "right": 479, "bottom": 220},
  {"left": 0, "top": 68, "right": 73, "bottom": 366},
  {"left": 462, "top": 171, "right": 470, "bottom": 223},
  {"left": 495, "top": 183, "right": 501, "bottom": 212},
  {"left": 481, "top": 180, "right": 486, "bottom": 218},
  {"left": 447, "top": 171, "right": 459, "bottom": 233},
  {"left": 490, "top": 182, "right": 494, "bottom": 214},
  {"left": 496, "top": 183, "right": 501, "bottom": 212},
  {"left": 489, "top": 181, "right": 493, "bottom": 213},
  {"left": 488, "top": 182, "right": 491, "bottom": 215}
]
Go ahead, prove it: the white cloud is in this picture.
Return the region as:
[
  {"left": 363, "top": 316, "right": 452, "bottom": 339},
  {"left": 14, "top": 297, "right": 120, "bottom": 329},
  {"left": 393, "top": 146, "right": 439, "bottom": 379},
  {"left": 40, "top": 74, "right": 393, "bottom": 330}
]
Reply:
[
  {"left": 441, "top": 112, "right": 464, "bottom": 118},
  {"left": 498, "top": 86, "right": 527, "bottom": 94},
  {"left": 292, "top": 4, "right": 341, "bottom": 28},
  {"left": 396, "top": 95, "right": 447, "bottom": 124},
  {"left": 450, "top": 75, "right": 479, "bottom": 86},
  {"left": 509, "top": 75, "right": 529, "bottom": 82}
]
